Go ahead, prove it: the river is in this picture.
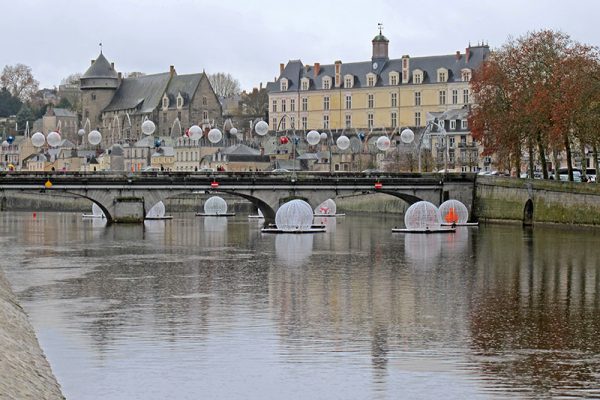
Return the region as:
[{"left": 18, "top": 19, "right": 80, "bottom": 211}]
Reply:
[{"left": 1, "top": 211, "right": 599, "bottom": 399}]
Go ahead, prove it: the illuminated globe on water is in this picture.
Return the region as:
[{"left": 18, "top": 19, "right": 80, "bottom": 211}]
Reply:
[
  {"left": 336, "top": 135, "right": 350, "bottom": 150},
  {"left": 31, "top": 132, "right": 45, "bottom": 147},
  {"left": 404, "top": 201, "right": 442, "bottom": 230},
  {"left": 275, "top": 199, "right": 314, "bottom": 232},
  {"left": 204, "top": 196, "right": 228, "bottom": 215},
  {"left": 141, "top": 120, "right": 156, "bottom": 135},
  {"left": 208, "top": 128, "right": 223, "bottom": 143},
  {"left": 314, "top": 199, "right": 337, "bottom": 216},
  {"left": 439, "top": 199, "right": 469, "bottom": 224},
  {"left": 306, "top": 130, "right": 321, "bottom": 145},
  {"left": 255, "top": 120, "right": 269, "bottom": 136},
  {"left": 88, "top": 130, "right": 102, "bottom": 145},
  {"left": 47, "top": 131, "right": 62, "bottom": 147}
]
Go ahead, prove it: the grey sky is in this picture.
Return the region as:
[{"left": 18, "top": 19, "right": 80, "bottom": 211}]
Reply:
[{"left": 3, "top": 0, "right": 600, "bottom": 91}]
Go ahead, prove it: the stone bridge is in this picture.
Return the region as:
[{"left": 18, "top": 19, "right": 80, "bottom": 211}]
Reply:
[{"left": 0, "top": 171, "right": 476, "bottom": 224}]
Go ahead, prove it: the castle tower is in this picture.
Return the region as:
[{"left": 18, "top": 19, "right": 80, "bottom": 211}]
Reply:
[
  {"left": 371, "top": 25, "right": 389, "bottom": 63},
  {"left": 80, "top": 52, "right": 119, "bottom": 131}
]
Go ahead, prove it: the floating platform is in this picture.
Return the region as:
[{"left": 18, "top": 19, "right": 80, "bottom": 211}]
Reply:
[
  {"left": 441, "top": 222, "right": 479, "bottom": 227},
  {"left": 196, "top": 213, "right": 236, "bottom": 217},
  {"left": 261, "top": 227, "right": 326, "bottom": 234},
  {"left": 248, "top": 215, "right": 264, "bottom": 219},
  {"left": 313, "top": 213, "right": 346, "bottom": 217},
  {"left": 145, "top": 216, "right": 173, "bottom": 220},
  {"left": 82, "top": 214, "right": 105, "bottom": 219},
  {"left": 392, "top": 227, "right": 456, "bottom": 234}
]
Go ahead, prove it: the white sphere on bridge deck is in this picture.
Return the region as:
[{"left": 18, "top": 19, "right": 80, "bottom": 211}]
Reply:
[
  {"left": 141, "top": 120, "right": 156, "bottom": 135},
  {"left": 230, "top": 127, "right": 238, "bottom": 135},
  {"left": 404, "top": 201, "right": 442, "bottom": 230},
  {"left": 189, "top": 125, "right": 202, "bottom": 140},
  {"left": 336, "top": 135, "right": 350, "bottom": 150},
  {"left": 255, "top": 120, "right": 269, "bottom": 136},
  {"left": 306, "top": 130, "right": 321, "bottom": 145},
  {"left": 275, "top": 199, "right": 313, "bottom": 232},
  {"left": 208, "top": 128, "right": 223, "bottom": 143},
  {"left": 376, "top": 136, "right": 391, "bottom": 151},
  {"left": 320, "top": 132, "right": 328, "bottom": 141},
  {"left": 1, "top": 140, "right": 8, "bottom": 148},
  {"left": 439, "top": 199, "right": 469, "bottom": 224},
  {"left": 204, "top": 196, "right": 228, "bottom": 215},
  {"left": 47, "top": 131, "right": 62, "bottom": 147},
  {"left": 400, "top": 128, "right": 415, "bottom": 144},
  {"left": 31, "top": 132, "right": 45, "bottom": 147},
  {"left": 314, "top": 199, "right": 337, "bottom": 215},
  {"left": 78, "top": 128, "right": 86, "bottom": 136},
  {"left": 88, "top": 130, "right": 102, "bottom": 145}
]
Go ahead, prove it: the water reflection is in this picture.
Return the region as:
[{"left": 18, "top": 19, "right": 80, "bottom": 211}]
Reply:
[{"left": 275, "top": 234, "right": 314, "bottom": 267}]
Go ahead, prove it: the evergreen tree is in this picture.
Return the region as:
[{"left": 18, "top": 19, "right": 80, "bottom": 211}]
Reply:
[{"left": 0, "top": 88, "right": 22, "bottom": 117}]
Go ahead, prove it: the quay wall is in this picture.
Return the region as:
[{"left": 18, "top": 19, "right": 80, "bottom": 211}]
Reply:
[{"left": 0, "top": 269, "right": 64, "bottom": 399}]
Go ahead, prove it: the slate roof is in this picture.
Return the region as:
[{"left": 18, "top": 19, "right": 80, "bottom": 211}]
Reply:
[
  {"left": 221, "top": 143, "right": 261, "bottom": 156},
  {"left": 104, "top": 73, "right": 171, "bottom": 113},
  {"left": 82, "top": 53, "right": 118, "bottom": 79},
  {"left": 53, "top": 108, "right": 77, "bottom": 118},
  {"left": 165, "top": 74, "right": 203, "bottom": 109}
]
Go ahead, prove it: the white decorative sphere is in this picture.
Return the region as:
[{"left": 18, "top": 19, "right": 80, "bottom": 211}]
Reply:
[
  {"left": 204, "top": 196, "right": 228, "bottom": 215},
  {"left": 255, "top": 120, "right": 269, "bottom": 136},
  {"left": 31, "top": 132, "right": 45, "bottom": 147},
  {"left": 230, "top": 127, "right": 238, "bottom": 135},
  {"left": 400, "top": 128, "right": 415, "bottom": 144},
  {"left": 376, "top": 136, "right": 391, "bottom": 151},
  {"left": 189, "top": 125, "right": 203, "bottom": 140},
  {"left": 336, "top": 135, "right": 350, "bottom": 150},
  {"left": 320, "top": 132, "right": 328, "bottom": 140},
  {"left": 1, "top": 140, "right": 8, "bottom": 148},
  {"left": 404, "top": 201, "right": 442, "bottom": 230},
  {"left": 275, "top": 199, "right": 314, "bottom": 232},
  {"left": 141, "top": 120, "right": 156, "bottom": 135},
  {"left": 78, "top": 128, "right": 86, "bottom": 136},
  {"left": 207, "top": 128, "right": 223, "bottom": 143},
  {"left": 439, "top": 199, "right": 469, "bottom": 224},
  {"left": 88, "top": 130, "right": 102, "bottom": 145},
  {"left": 47, "top": 131, "right": 62, "bottom": 147},
  {"left": 306, "top": 130, "right": 321, "bottom": 145},
  {"left": 314, "top": 199, "right": 337, "bottom": 215}
]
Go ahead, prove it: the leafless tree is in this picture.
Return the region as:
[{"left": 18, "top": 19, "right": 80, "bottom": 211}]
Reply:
[
  {"left": 1, "top": 63, "right": 39, "bottom": 102},
  {"left": 208, "top": 72, "right": 241, "bottom": 99}
]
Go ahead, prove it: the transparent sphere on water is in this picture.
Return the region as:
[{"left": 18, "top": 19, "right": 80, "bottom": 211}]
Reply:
[
  {"left": 306, "top": 130, "right": 321, "bottom": 145},
  {"left": 439, "top": 199, "right": 469, "bottom": 224},
  {"left": 47, "top": 131, "right": 62, "bottom": 147},
  {"left": 208, "top": 128, "right": 223, "bottom": 143},
  {"left": 336, "top": 135, "right": 350, "bottom": 150},
  {"left": 275, "top": 199, "right": 314, "bottom": 231},
  {"left": 255, "top": 120, "right": 269, "bottom": 136},
  {"left": 31, "top": 132, "right": 45, "bottom": 147},
  {"left": 404, "top": 201, "right": 442, "bottom": 230},
  {"left": 314, "top": 198, "right": 337, "bottom": 215},
  {"left": 376, "top": 136, "right": 391, "bottom": 151},
  {"left": 189, "top": 125, "right": 202, "bottom": 140},
  {"left": 88, "top": 130, "right": 102, "bottom": 145},
  {"left": 204, "top": 196, "right": 228, "bottom": 215},
  {"left": 141, "top": 120, "right": 156, "bottom": 135}
]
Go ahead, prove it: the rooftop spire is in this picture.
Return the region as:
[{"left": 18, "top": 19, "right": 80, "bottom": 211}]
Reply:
[
  {"left": 378, "top": 22, "right": 383, "bottom": 36},
  {"left": 99, "top": 42, "right": 103, "bottom": 54}
]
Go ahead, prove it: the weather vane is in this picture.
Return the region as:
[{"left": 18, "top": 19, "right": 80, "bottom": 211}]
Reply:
[
  {"left": 99, "top": 42, "right": 103, "bottom": 54},
  {"left": 378, "top": 23, "right": 383, "bottom": 35}
]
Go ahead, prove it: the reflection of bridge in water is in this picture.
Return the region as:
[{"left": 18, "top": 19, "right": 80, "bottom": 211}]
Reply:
[{"left": 0, "top": 172, "right": 476, "bottom": 223}]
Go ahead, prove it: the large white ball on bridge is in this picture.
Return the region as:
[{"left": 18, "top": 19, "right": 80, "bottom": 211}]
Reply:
[
  {"left": 204, "top": 196, "right": 228, "bottom": 215},
  {"left": 78, "top": 128, "right": 86, "bottom": 136},
  {"left": 255, "top": 120, "right": 269, "bottom": 136},
  {"left": 400, "top": 128, "right": 415, "bottom": 144},
  {"left": 1, "top": 140, "right": 8, "bottom": 148},
  {"left": 439, "top": 199, "right": 469, "bottom": 224},
  {"left": 208, "top": 128, "right": 223, "bottom": 143},
  {"left": 336, "top": 135, "right": 350, "bottom": 150},
  {"left": 320, "top": 132, "right": 328, "bottom": 141},
  {"left": 47, "top": 131, "right": 62, "bottom": 147},
  {"left": 31, "top": 132, "right": 45, "bottom": 147},
  {"left": 275, "top": 199, "right": 314, "bottom": 232},
  {"left": 306, "top": 130, "right": 321, "bottom": 145},
  {"left": 376, "top": 136, "right": 391, "bottom": 151},
  {"left": 404, "top": 201, "right": 442, "bottom": 230},
  {"left": 230, "top": 127, "right": 238, "bottom": 135},
  {"left": 141, "top": 120, "right": 156, "bottom": 135},
  {"left": 189, "top": 125, "right": 203, "bottom": 140},
  {"left": 88, "top": 130, "right": 102, "bottom": 145}
]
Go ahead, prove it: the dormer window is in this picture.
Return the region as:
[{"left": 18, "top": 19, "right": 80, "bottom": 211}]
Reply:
[
  {"left": 322, "top": 76, "right": 331, "bottom": 90},
  {"left": 162, "top": 95, "right": 169, "bottom": 110},
  {"left": 437, "top": 68, "right": 448, "bottom": 83},
  {"left": 413, "top": 69, "right": 423, "bottom": 84},
  {"left": 301, "top": 78, "right": 310, "bottom": 90},
  {"left": 366, "top": 73, "right": 376, "bottom": 87},
  {"left": 461, "top": 69, "right": 472, "bottom": 82},
  {"left": 176, "top": 93, "right": 184, "bottom": 109},
  {"left": 280, "top": 78, "right": 288, "bottom": 91},
  {"left": 344, "top": 74, "right": 354, "bottom": 88},
  {"left": 389, "top": 71, "right": 399, "bottom": 86}
]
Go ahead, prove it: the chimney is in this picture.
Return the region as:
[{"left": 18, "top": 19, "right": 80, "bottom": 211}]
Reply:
[
  {"left": 259, "top": 82, "right": 263, "bottom": 90},
  {"left": 280, "top": 63, "right": 285, "bottom": 76},
  {"left": 466, "top": 47, "right": 471, "bottom": 62},
  {"left": 170, "top": 65, "right": 176, "bottom": 77},
  {"left": 314, "top": 63, "right": 320, "bottom": 78},
  {"left": 455, "top": 51, "right": 461, "bottom": 60},
  {"left": 334, "top": 60, "right": 342, "bottom": 87},
  {"left": 111, "top": 62, "right": 115, "bottom": 69},
  {"left": 117, "top": 72, "right": 122, "bottom": 81},
  {"left": 91, "top": 59, "right": 94, "bottom": 65}
]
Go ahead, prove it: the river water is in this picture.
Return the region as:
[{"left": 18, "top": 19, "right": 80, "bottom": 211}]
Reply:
[{"left": 1, "top": 211, "right": 600, "bottom": 399}]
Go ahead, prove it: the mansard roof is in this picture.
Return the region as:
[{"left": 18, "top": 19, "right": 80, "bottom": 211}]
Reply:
[
  {"left": 103, "top": 73, "right": 171, "bottom": 113},
  {"left": 82, "top": 53, "right": 118, "bottom": 79}
]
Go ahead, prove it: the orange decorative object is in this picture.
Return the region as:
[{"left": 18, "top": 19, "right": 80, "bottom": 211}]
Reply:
[
  {"left": 445, "top": 207, "right": 459, "bottom": 223},
  {"left": 374, "top": 182, "right": 383, "bottom": 189},
  {"left": 44, "top": 180, "right": 53, "bottom": 189},
  {"left": 210, "top": 181, "right": 219, "bottom": 188}
]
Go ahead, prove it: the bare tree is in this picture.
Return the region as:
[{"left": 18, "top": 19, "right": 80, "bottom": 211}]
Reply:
[
  {"left": 60, "top": 73, "right": 82, "bottom": 86},
  {"left": 1, "top": 64, "right": 39, "bottom": 102},
  {"left": 208, "top": 72, "right": 241, "bottom": 99},
  {"left": 125, "top": 71, "right": 146, "bottom": 79},
  {"left": 240, "top": 87, "right": 268, "bottom": 117}
]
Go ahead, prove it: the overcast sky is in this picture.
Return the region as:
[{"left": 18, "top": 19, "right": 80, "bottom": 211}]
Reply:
[{"left": 3, "top": 0, "right": 600, "bottom": 91}]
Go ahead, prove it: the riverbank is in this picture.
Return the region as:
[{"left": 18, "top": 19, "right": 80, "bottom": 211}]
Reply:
[{"left": 0, "top": 268, "right": 64, "bottom": 399}]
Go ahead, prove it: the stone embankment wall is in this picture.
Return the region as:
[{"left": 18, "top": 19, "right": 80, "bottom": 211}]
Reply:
[
  {"left": 475, "top": 175, "right": 600, "bottom": 225},
  {"left": 0, "top": 269, "right": 64, "bottom": 399}
]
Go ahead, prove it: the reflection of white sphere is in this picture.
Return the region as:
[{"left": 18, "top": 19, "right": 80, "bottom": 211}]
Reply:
[
  {"left": 255, "top": 120, "right": 269, "bottom": 136},
  {"left": 88, "top": 130, "right": 102, "bottom": 145},
  {"left": 306, "top": 130, "right": 321, "bottom": 145},
  {"left": 320, "top": 132, "right": 328, "bottom": 141},
  {"left": 47, "top": 131, "right": 62, "bottom": 147},
  {"left": 404, "top": 201, "right": 441, "bottom": 230},
  {"left": 189, "top": 125, "right": 203, "bottom": 140},
  {"left": 439, "top": 199, "right": 469, "bottom": 224},
  {"left": 336, "top": 135, "right": 350, "bottom": 150},
  {"left": 400, "top": 128, "right": 415, "bottom": 144},
  {"left": 314, "top": 198, "right": 337, "bottom": 215},
  {"left": 204, "top": 196, "right": 228, "bottom": 215},
  {"left": 208, "top": 128, "right": 223, "bottom": 143},
  {"left": 276, "top": 234, "right": 314, "bottom": 267},
  {"left": 78, "top": 129, "right": 86, "bottom": 136},
  {"left": 141, "top": 120, "right": 156, "bottom": 135},
  {"left": 275, "top": 199, "right": 314, "bottom": 232},
  {"left": 31, "top": 132, "right": 45, "bottom": 147},
  {"left": 230, "top": 127, "right": 238, "bottom": 135},
  {"left": 1, "top": 140, "right": 8, "bottom": 148},
  {"left": 376, "top": 136, "right": 391, "bottom": 151}
]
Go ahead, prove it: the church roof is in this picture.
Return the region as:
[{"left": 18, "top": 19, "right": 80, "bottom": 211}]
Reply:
[
  {"left": 104, "top": 73, "right": 171, "bottom": 113},
  {"left": 82, "top": 53, "right": 118, "bottom": 79}
]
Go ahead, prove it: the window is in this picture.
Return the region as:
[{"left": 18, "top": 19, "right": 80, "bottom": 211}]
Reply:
[
  {"left": 461, "top": 69, "right": 472, "bottom": 82},
  {"left": 301, "top": 97, "right": 308, "bottom": 111},
  {"left": 322, "top": 77, "right": 331, "bottom": 90},
  {"left": 367, "top": 74, "right": 375, "bottom": 87},
  {"left": 290, "top": 116, "right": 295, "bottom": 129},
  {"left": 91, "top": 93, "right": 96, "bottom": 101},
  {"left": 177, "top": 111, "right": 181, "bottom": 121},
  {"left": 345, "top": 95, "right": 352, "bottom": 110},
  {"left": 415, "top": 112, "right": 421, "bottom": 127},
  {"left": 461, "top": 120, "right": 468, "bottom": 130},
  {"left": 272, "top": 99, "right": 277, "bottom": 113},
  {"left": 202, "top": 96, "right": 207, "bottom": 106},
  {"left": 450, "top": 120, "right": 456, "bottom": 130},
  {"left": 280, "top": 118, "right": 286, "bottom": 130},
  {"left": 413, "top": 71, "right": 423, "bottom": 84},
  {"left": 391, "top": 112, "right": 397, "bottom": 128},
  {"left": 203, "top": 111, "right": 208, "bottom": 120},
  {"left": 438, "top": 69, "right": 447, "bottom": 82},
  {"left": 452, "top": 90, "right": 458, "bottom": 104},
  {"left": 391, "top": 92, "right": 397, "bottom": 107},
  {"left": 301, "top": 79, "right": 309, "bottom": 90},
  {"left": 323, "top": 115, "right": 329, "bottom": 129},
  {"left": 272, "top": 117, "right": 277, "bottom": 129},
  {"left": 323, "top": 96, "right": 330, "bottom": 111},
  {"left": 449, "top": 137, "right": 455, "bottom": 147},
  {"left": 344, "top": 75, "right": 353, "bottom": 88},
  {"left": 414, "top": 92, "right": 421, "bottom": 106},
  {"left": 290, "top": 99, "right": 295, "bottom": 112},
  {"left": 162, "top": 96, "right": 169, "bottom": 109},
  {"left": 177, "top": 96, "right": 183, "bottom": 109},
  {"left": 367, "top": 94, "right": 374, "bottom": 108},
  {"left": 367, "top": 113, "right": 374, "bottom": 129},
  {"left": 281, "top": 99, "right": 286, "bottom": 112},
  {"left": 280, "top": 79, "right": 288, "bottom": 91},
  {"left": 463, "top": 89, "right": 470, "bottom": 104},
  {"left": 390, "top": 73, "right": 398, "bottom": 86},
  {"left": 439, "top": 90, "right": 446, "bottom": 105},
  {"left": 301, "top": 116, "right": 307, "bottom": 130},
  {"left": 345, "top": 114, "right": 352, "bottom": 128}
]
